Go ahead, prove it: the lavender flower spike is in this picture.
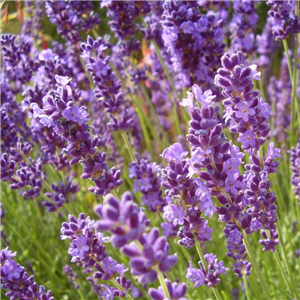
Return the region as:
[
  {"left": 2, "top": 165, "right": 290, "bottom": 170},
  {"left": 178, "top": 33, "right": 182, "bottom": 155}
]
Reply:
[
  {"left": 1, "top": 248, "right": 54, "bottom": 300},
  {"left": 149, "top": 279, "right": 187, "bottom": 300},
  {"left": 289, "top": 140, "right": 300, "bottom": 203}
]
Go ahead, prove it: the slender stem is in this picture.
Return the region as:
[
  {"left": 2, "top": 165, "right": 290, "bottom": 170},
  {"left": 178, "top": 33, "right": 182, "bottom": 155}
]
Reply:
[
  {"left": 266, "top": 230, "right": 294, "bottom": 298},
  {"left": 243, "top": 273, "right": 251, "bottom": 300},
  {"left": 282, "top": 40, "right": 293, "bottom": 79},
  {"left": 272, "top": 248, "right": 293, "bottom": 298},
  {"left": 156, "top": 267, "right": 170, "bottom": 298},
  {"left": 258, "top": 69, "right": 267, "bottom": 101},
  {"left": 292, "top": 6, "right": 300, "bottom": 135},
  {"left": 194, "top": 239, "right": 223, "bottom": 300},
  {"left": 152, "top": 41, "right": 180, "bottom": 103},
  {"left": 111, "top": 61, "right": 154, "bottom": 156},
  {"left": 140, "top": 84, "right": 169, "bottom": 148},
  {"left": 152, "top": 41, "right": 183, "bottom": 136},
  {"left": 194, "top": 239, "right": 207, "bottom": 269},
  {"left": 77, "top": 289, "right": 86, "bottom": 300},
  {"left": 242, "top": 232, "right": 272, "bottom": 300},
  {"left": 282, "top": 38, "right": 298, "bottom": 143},
  {"left": 276, "top": 219, "right": 299, "bottom": 300},
  {"left": 131, "top": 96, "right": 154, "bottom": 157},
  {"left": 121, "top": 132, "right": 135, "bottom": 162}
]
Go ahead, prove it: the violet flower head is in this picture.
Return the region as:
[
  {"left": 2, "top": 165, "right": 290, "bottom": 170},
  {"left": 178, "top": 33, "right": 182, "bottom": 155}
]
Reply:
[
  {"left": 129, "top": 155, "right": 165, "bottom": 212},
  {"left": 61, "top": 213, "right": 108, "bottom": 268},
  {"left": 161, "top": 0, "right": 226, "bottom": 89},
  {"left": 163, "top": 197, "right": 186, "bottom": 226},
  {"left": 31, "top": 75, "right": 123, "bottom": 196},
  {"left": 267, "top": 0, "right": 299, "bottom": 40},
  {"left": 215, "top": 51, "right": 271, "bottom": 153},
  {"left": 186, "top": 253, "right": 227, "bottom": 288},
  {"left": 122, "top": 227, "right": 178, "bottom": 284},
  {"left": 45, "top": 0, "right": 100, "bottom": 43},
  {"left": 289, "top": 140, "right": 300, "bottom": 202},
  {"left": 192, "top": 84, "right": 216, "bottom": 109},
  {"left": 148, "top": 279, "right": 187, "bottom": 300},
  {"left": 94, "top": 192, "right": 149, "bottom": 248},
  {"left": 161, "top": 142, "right": 188, "bottom": 163},
  {"left": 229, "top": 0, "right": 258, "bottom": 54},
  {"left": 1, "top": 248, "right": 54, "bottom": 300},
  {"left": 186, "top": 261, "right": 205, "bottom": 287}
]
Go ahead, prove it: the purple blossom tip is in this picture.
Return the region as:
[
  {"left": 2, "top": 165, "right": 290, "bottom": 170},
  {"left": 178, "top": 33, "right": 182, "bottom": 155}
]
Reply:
[{"left": 161, "top": 143, "right": 188, "bottom": 163}]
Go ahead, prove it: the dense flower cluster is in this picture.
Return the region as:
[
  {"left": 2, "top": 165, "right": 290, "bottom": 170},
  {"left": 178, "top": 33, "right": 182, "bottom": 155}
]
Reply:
[
  {"left": 61, "top": 213, "right": 134, "bottom": 298},
  {"left": 1, "top": 248, "right": 54, "bottom": 300},
  {"left": 1, "top": 2, "right": 299, "bottom": 300},
  {"left": 289, "top": 140, "right": 300, "bottom": 202},
  {"left": 129, "top": 154, "right": 165, "bottom": 211},
  {"left": 31, "top": 75, "right": 123, "bottom": 196},
  {"left": 229, "top": 1, "right": 258, "bottom": 55},
  {"left": 161, "top": 0, "right": 226, "bottom": 90},
  {"left": 267, "top": 0, "right": 300, "bottom": 40},
  {"left": 94, "top": 192, "right": 185, "bottom": 297},
  {"left": 186, "top": 253, "right": 228, "bottom": 287},
  {"left": 215, "top": 51, "right": 271, "bottom": 153}
]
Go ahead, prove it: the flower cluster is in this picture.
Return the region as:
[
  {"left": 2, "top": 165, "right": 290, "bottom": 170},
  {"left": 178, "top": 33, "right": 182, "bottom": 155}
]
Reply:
[
  {"left": 1, "top": 2, "right": 298, "bottom": 300},
  {"left": 161, "top": 0, "right": 226, "bottom": 90},
  {"left": 1, "top": 248, "right": 54, "bottom": 300},
  {"left": 31, "top": 75, "right": 123, "bottom": 196},
  {"left": 179, "top": 51, "right": 281, "bottom": 277},
  {"left": 129, "top": 154, "right": 165, "bottom": 212},
  {"left": 215, "top": 51, "right": 271, "bottom": 153},
  {"left": 289, "top": 140, "right": 300, "bottom": 203},
  {"left": 186, "top": 253, "right": 228, "bottom": 287},
  {"left": 267, "top": 0, "right": 300, "bottom": 40},
  {"left": 101, "top": 0, "right": 151, "bottom": 56},
  {"left": 229, "top": 1, "right": 258, "bottom": 55},
  {"left": 45, "top": 0, "right": 100, "bottom": 43},
  {"left": 94, "top": 192, "right": 182, "bottom": 295},
  {"left": 61, "top": 213, "right": 133, "bottom": 298}
]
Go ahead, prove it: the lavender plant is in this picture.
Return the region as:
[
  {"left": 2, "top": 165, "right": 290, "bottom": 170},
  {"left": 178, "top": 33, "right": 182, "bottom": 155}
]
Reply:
[{"left": 1, "top": 1, "right": 300, "bottom": 300}]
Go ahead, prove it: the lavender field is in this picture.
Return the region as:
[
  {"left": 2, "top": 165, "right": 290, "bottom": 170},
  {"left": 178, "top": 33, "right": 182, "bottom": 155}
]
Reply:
[{"left": 1, "top": 1, "right": 300, "bottom": 299}]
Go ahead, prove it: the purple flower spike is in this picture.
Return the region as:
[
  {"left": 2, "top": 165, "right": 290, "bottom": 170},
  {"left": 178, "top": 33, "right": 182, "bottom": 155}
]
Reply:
[
  {"left": 94, "top": 192, "right": 148, "bottom": 248},
  {"left": 215, "top": 51, "right": 271, "bottom": 153},
  {"left": 161, "top": 142, "right": 189, "bottom": 163},
  {"left": 192, "top": 85, "right": 216, "bottom": 109},
  {"left": 124, "top": 228, "right": 177, "bottom": 284},
  {"left": 289, "top": 140, "right": 300, "bottom": 203},
  {"left": 149, "top": 279, "right": 187, "bottom": 300},
  {"left": 186, "top": 252, "right": 227, "bottom": 288},
  {"left": 129, "top": 154, "right": 165, "bottom": 212},
  {"left": 186, "top": 261, "right": 205, "bottom": 287},
  {"left": 1, "top": 248, "right": 54, "bottom": 300}
]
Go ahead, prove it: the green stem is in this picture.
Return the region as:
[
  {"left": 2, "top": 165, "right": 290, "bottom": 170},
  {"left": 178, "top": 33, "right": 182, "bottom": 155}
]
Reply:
[
  {"left": 152, "top": 41, "right": 183, "bottom": 136},
  {"left": 282, "top": 38, "right": 299, "bottom": 143},
  {"left": 111, "top": 61, "right": 155, "bottom": 156},
  {"left": 121, "top": 132, "right": 135, "bottom": 162},
  {"left": 132, "top": 95, "right": 154, "bottom": 157},
  {"left": 194, "top": 239, "right": 223, "bottom": 300},
  {"left": 242, "top": 232, "right": 272, "bottom": 300},
  {"left": 277, "top": 219, "right": 299, "bottom": 300},
  {"left": 282, "top": 40, "right": 293, "bottom": 79},
  {"left": 272, "top": 248, "right": 293, "bottom": 298},
  {"left": 77, "top": 289, "right": 86, "bottom": 300},
  {"left": 266, "top": 229, "right": 294, "bottom": 298},
  {"left": 111, "top": 278, "right": 134, "bottom": 300},
  {"left": 156, "top": 268, "right": 170, "bottom": 298},
  {"left": 243, "top": 272, "right": 251, "bottom": 300},
  {"left": 292, "top": 16, "right": 300, "bottom": 135},
  {"left": 140, "top": 84, "right": 169, "bottom": 148},
  {"left": 2, "top": 195, "right": 63, "bottom": 280}
]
